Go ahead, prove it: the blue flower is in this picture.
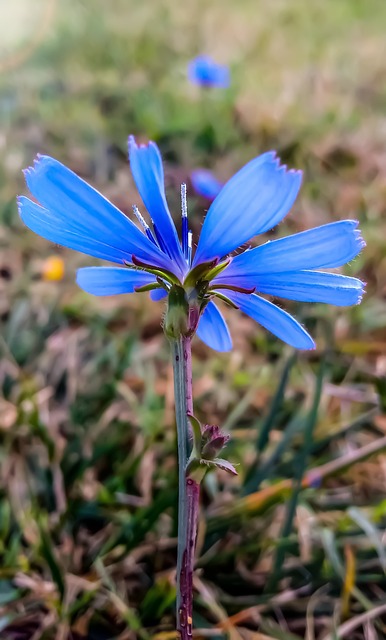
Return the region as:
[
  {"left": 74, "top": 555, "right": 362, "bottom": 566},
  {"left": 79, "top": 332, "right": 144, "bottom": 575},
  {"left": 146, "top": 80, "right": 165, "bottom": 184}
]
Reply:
[
  {"left": 188, "top": 55, "right": 230, "bottom": 88},
  {"left": 18, "top": 136, "right": 365, "bottom": 352},
  {"left": 191, "top": 169, "right": 223, "bottom": 201}
]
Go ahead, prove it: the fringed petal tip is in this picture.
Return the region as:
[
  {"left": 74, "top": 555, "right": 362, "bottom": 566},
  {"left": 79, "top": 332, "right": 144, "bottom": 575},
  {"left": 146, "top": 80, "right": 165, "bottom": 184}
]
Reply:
[
  {"left": 17, "top": 194, "right": 45, "bottom": 218},
  {"left": 356, "top": 233, "right": 367, "bottom": 253},
  {"left": 17, "top": 195, "right": 27, "bottom": 218},
  {"left": 128, "top": 134, "right": 156, "bottom": 154},
  {"left": 23, "top": 155, "right": 63, "bottom": 191},
  {"left": 24, "top": 154, "right": 49, "bottom": 174},
  {"left": 269, "top": 153, "right": 303, "bottom": 181},
  {"left": 288, "top": 167, "right": 303, "bottom": 176},
  {"left": 337, "top": 275, "right": 366, "bottom": 306},
  {"left": 128, "top": 134, "right": 136, "bottom": 147},
  {"left": 22, "top": 167, "right": 34, "bottom": 181},
  {"left": 354, "top": 280, "right": 366, "bottom": 305},
  {"left": 128, "top": 134, "right": 140, "bottom": 152},
  {"left": 347, "top": 219, "right": 366, "bottom": 253},
  {"left": 16, "top": 195, "right": 24, "bottom": 221}
]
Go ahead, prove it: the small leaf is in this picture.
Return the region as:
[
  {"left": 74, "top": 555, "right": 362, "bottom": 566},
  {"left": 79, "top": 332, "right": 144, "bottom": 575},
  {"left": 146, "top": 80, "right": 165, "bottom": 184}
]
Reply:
[{"left": 212, "top": 458, "right": 238, "bottom": 476}]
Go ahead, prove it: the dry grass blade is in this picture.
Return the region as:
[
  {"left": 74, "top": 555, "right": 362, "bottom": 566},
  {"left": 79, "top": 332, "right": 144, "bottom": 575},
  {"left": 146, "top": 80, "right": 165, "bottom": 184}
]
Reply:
[{"left": 320, "top": 602, "right": 386, "bottom": 640}]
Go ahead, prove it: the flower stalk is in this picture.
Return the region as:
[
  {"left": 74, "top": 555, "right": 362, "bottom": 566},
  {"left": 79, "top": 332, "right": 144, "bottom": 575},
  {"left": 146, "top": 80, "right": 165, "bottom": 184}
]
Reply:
[{"left": 171, "top": 335, "right": 200, "bottom": 640}]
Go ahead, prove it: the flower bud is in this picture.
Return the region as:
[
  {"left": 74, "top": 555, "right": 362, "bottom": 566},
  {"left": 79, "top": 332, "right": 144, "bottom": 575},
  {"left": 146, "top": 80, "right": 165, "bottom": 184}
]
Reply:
[{"left": 201, "top": 424, "right": 230, "bottom": 459}]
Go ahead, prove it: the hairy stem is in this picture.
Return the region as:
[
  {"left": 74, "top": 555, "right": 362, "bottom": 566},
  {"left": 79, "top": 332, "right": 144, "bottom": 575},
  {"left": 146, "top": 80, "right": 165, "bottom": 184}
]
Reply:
[{"left": 172, "top": 336, "right": 200, "bottom": 640}]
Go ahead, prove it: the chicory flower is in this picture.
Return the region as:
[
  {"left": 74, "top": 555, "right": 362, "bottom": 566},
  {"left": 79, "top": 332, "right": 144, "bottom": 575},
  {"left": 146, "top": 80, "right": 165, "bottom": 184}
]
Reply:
[
  {"left": 18, "top": 136, "right": 365, "bottom": 352},
  {"left": 188, "top": 55, "right": 230, "bottom": 88}
]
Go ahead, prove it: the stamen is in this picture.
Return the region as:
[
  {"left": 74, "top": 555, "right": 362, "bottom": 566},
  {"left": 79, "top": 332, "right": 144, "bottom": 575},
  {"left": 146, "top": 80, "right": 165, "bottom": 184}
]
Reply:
[
  {"left": 132, "top": 205, "right": 158, "bottom": 246},
  {"left": 187, "top": 230, "right": 193, "bottom": 266},
  {"left": 181, "top": 183, "right": 189, "bottom": 260}
]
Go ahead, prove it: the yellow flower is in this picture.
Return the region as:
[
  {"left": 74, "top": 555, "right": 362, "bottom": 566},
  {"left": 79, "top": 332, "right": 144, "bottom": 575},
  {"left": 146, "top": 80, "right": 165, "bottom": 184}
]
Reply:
[{"left": 42, "top": 255, "right": 65, "bottom": 281}]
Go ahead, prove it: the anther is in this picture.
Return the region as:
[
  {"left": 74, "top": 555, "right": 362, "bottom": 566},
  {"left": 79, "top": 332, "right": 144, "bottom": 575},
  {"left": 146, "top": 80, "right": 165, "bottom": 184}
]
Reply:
[
  {"left": 132, "top": 205, "right": 149, "bottom": 230},
  {"left": 181, "top": 183, "right": 187, "bottom": 218},
  {"left": 181, "top": 183, "right": 189, "bottom": 260},
  {"left": 132, "top": 205, "right": 158, "bottom": 246}
]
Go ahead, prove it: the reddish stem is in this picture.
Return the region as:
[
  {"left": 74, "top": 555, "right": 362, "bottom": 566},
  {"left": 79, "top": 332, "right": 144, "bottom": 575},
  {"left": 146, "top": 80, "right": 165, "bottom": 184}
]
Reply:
[{"left": 177, "top": 477, "right": 200, "bottom": 640}]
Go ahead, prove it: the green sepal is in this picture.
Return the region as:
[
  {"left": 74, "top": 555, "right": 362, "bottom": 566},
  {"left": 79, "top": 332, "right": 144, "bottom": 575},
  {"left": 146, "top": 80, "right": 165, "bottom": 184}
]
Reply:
[
  {"left": 213, "top": 284, "right": 256, "bottom": 294},
  {"left": 184, "top": 258, "right": 219, "bottom": 288},
  {"left": 134, "top": 283, "right": 163, "bottom": 293},
  {"left": 130, "top": 256, "right": 181, "bottom": 286},
  {"left": 203, "top": 258, "right": 232, "bottom": 282},
  {"left": 208, "top": 291, "right": 239, "bottom": 309}
]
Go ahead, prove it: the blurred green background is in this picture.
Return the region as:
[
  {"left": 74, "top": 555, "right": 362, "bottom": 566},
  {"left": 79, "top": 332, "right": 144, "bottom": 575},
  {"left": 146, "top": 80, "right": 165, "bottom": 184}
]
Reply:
[{"left": 1, "top": 0, "right": 386, "bottom": 638}]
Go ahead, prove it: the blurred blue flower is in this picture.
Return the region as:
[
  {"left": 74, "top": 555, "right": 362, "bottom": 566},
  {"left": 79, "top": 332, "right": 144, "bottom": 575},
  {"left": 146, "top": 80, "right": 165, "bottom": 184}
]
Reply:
[
  {"left": 188, "top": 55, "right": 230, "bottom": 88},
  {"left": 19, "top": 136, "right": 365, "bottom": 352},
  {"left": 191, "top": 169, "right": 223, "bottom": 201}
]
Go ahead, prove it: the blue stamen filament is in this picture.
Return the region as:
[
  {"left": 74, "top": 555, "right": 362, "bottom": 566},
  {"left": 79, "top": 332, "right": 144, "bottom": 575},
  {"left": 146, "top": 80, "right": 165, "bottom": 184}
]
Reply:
[{"left": 152, "top": 219, "right": 171, "bottom": 256}]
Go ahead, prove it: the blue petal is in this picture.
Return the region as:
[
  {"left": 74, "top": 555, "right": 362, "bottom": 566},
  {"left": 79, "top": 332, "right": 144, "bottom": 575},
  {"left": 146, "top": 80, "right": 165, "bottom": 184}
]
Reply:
[
  {"left": 193, "top": 152, "right": 302, "bottom": 265},
  {"left": 224, "top": 292, "right": 315, "bottom": 350},
  {"left": 20, "top": 157, "right": 176, "bottom": 274},
  {"left": 196, "top": 301, "right": 232, "bottom": 351},
  {"left": 220, "top": 271, "right": 365, "bottom": 306},
  {"left": 128, "top": 136, "right": 186, "bottom": 275},
  {"left": 18, "top": 197, "right": 141, "bottom": 264},
  {"left": 150, "top": 288, "right": 168, "bottom": 301},
  {"left": 76, "top": 267, "right": 156, "bottom": 296},
  {"left": 191, "top": 169, "right": 223, "bottom": 201},
  {"left": 257, "top": 271, "right": 365, "bottom": 306},
  {"left": 188, "top": 56, "right": 230, "bottom": 88},
  {"left": 215, "top": 221, "right": 365, "bottom": 280}
]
